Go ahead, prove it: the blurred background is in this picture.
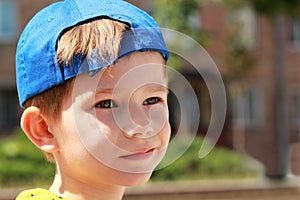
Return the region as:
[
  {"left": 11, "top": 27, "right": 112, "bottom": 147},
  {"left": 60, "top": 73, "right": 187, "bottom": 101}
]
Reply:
[{"left": 1, "top": 0, "right": 300, "bottom": 199}]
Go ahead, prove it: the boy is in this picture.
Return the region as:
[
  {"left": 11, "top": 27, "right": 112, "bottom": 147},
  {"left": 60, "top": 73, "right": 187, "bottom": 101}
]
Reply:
[{"left": 15, "top": 0, "right": 171, "bottom": 199}]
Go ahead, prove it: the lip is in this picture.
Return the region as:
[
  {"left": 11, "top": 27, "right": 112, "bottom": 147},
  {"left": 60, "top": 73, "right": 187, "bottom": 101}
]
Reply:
[{"left": 120, "top": 148, "right": 155, "bottom": 160}]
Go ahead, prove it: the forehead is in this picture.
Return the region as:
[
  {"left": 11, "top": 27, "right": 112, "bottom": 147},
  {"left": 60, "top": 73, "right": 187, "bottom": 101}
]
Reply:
[
  {"left": 72, "top": 51, "right": 167, "bottom": 97},
  {"left": 96, "top": 51, "right": 166, "bottom": 89},
  {"left": 69, "top": 51, "right": 167, "bottom": 108}
]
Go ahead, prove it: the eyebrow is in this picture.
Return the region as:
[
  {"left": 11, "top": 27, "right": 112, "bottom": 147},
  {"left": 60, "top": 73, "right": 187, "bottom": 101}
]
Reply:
[
  {"left": 96, "top": 88, "right": 115, "bottom": 94},
  {"left": 95, "top": 84, "right": 168, "bottom": 95},
  {"left": 144, "top": 84, "right": 169, "bottom": 93}
]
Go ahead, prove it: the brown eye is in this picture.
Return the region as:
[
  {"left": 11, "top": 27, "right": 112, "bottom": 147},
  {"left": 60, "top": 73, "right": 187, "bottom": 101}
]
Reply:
[
  {"left": 143, "top": 97, "right": 161, "bottom": 105},
  {"left": 95, "top": 100, "right": 117, "bottom": 108}
]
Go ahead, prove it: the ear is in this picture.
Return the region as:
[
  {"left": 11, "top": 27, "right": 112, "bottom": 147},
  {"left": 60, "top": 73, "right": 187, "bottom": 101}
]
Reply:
[{"left": 21, "top": 106, "right": 59, "bottom": 153}]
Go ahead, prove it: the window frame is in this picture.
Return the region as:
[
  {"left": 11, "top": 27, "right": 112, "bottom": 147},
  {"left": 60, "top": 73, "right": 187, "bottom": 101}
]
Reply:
[
  {"left": 0, "top": 0, "right": 18, "bottom": 43},
  {"left": 232, "top": 86, "right": 264, "bottom": 130}
]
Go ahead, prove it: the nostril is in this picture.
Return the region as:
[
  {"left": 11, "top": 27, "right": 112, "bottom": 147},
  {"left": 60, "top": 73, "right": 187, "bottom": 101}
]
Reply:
[{"left": 123, "top": 129, "right": 135, "bottom": 138}]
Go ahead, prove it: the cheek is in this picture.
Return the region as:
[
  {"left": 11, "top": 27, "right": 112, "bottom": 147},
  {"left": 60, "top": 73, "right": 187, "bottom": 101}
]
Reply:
[
  {"left": 156, "top": 105, "right": 171, "bottom": 144},
  {"left": 53, "top": 123, "right": 92, "bottom": 168},
  {"left": 159, "top": 121, "right": 171, "bottom": 147},
  {"left": 52, "top": 115, "right": 78, "bottom": 148},
  {"left": 95, "top": 111, "right": 121, "bottom": 143}
]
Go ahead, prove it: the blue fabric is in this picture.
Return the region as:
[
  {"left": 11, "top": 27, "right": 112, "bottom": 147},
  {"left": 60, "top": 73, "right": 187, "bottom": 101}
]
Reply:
[{"left": 16, "top": 0, "right": 169, "bottom": 106}]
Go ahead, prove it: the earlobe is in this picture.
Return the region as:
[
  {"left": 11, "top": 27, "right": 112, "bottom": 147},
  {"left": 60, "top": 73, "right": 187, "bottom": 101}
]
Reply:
[{"left": 21, "top": 106, "right": 59, "bottom": 153}]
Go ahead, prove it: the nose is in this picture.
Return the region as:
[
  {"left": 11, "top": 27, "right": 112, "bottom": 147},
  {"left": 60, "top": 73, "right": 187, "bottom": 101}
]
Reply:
[
  {"left": 130, "top": 102, "right": 151, "bottom": 128},
  {"left": 113, "top": 103, "right": 152, "bottom": 138}
]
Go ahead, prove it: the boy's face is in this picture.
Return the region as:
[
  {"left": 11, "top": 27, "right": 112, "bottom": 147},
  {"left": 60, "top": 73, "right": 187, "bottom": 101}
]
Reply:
[{"left": 51, "top": 51, "right": 171, "bottom": 186}]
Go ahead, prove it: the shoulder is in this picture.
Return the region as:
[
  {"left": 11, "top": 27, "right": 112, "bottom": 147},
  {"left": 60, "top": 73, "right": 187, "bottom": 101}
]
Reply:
[{"left": 16, "top": 188, "right": 69, "bottom": 200}]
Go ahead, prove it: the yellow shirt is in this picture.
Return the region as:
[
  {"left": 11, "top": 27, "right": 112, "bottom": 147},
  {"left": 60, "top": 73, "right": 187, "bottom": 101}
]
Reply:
[{"left": 16, "top": 188, "right": 70, "bottom": 200}]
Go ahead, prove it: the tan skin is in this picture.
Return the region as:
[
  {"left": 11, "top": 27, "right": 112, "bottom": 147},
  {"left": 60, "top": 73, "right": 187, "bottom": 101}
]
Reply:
[{"left": 21, "top": 51, "right": 171, "bottom": 200}]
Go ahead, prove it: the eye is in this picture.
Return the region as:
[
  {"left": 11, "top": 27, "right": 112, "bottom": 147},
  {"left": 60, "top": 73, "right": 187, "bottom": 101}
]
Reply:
[
  {"left": 95, "top": 99, "right": 117, "bottom": 109},
  {"left": 143, "top": 97, "right": 161, "bottom": 105}
]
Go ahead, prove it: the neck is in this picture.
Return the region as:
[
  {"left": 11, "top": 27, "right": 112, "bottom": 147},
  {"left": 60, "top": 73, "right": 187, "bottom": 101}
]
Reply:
[{"left": 49, "top": 168, "right": 126, "bottom": 200}]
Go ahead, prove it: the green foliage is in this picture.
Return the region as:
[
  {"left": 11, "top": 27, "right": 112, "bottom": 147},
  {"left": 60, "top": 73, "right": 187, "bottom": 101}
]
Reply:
[
  {"left": 151, "top": 137, "right": 259, "bottom": 181},
  {"left": 222, "top": 0, "right": 300, "bottom": 16},
  {"left": 0, "top": 130, "right": 55, "bottom": 187},
  {"left": 225, "top": 22, "right": 256, "bottom": 82},
  {"left": 152, "top": 0, "right": 211, "bottom": 71},
  {"left": 153, "top": 0, "right": 210, "bottom": 46},
  {"left": 251, "top": 0, "right": 300, "bottom": 16},
  {"left": 153, "top": 0, "right": 198, "bottom": 30}
]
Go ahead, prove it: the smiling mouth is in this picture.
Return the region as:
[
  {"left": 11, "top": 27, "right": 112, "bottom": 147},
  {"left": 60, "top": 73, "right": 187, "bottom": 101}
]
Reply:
[{"left": 120, "top": 149, "right": 155, "bottom": 160}]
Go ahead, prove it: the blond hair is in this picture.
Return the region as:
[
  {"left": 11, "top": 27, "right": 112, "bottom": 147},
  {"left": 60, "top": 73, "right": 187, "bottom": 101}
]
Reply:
[
  {"left": 57, "top": 18, "right": 128, "bottom": 65},
  {"left": 24, "top": 18, "right": 129, "bottom": 162}
]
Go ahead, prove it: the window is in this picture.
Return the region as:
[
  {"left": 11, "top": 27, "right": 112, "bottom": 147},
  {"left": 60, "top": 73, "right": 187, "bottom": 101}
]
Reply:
[
  {"left": 291, "top": 94, "right": 300, "bottom": 131},
  {"left": 232, "top": 87, "right": 264, "bottom": 129},
  {"left": 230, "top": 5, "right": 257, "bottom": 49},
  {"left": 0, "top": 89, "right": 19, "bottom": 131},
  {"left": 188, "top": 10, "right": 201, "bottom": 30},
  {"left": 289, "top": 92, "right": 300, "bottom": 142},
  {"left": 290, "top": 18, "right": 300, "bottom": 48},
  {"left": 0, "top": 0, "right": 17, "bottom": 41}
]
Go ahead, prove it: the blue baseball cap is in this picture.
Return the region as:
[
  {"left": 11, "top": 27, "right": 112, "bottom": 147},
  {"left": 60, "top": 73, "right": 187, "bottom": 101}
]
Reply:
[{"left": 16, "top": 0, "right": 170, "bottom": 107}]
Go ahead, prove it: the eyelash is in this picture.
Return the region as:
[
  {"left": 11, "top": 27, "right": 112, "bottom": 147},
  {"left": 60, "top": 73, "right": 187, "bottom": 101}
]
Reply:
[
  {"left": 95, "top": 97, "right": 163, "bottom": 109},
  {"left": 95, "top": 99, "right": 117, "bottom": 109},
  {"left": 143, "top": 97, "right": 162, "bottom": 105}
]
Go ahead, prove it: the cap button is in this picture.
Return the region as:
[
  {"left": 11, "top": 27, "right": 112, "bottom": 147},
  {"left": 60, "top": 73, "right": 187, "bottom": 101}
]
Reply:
[
  {"left": 105, "top": 1, "right": 112, "bottom": 4},
  {"left": 47, "top": 16, "right": 55, "bottom": 22}
]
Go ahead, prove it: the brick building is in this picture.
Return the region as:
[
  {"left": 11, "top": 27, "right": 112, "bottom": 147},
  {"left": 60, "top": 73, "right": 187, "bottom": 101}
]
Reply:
[
  {"left": 196, "top": 3, "right": 300, "bottom": 177},
  {"left": 1, "top": 0, "right": 300, "bottom": 177},
  {"left": 179, "top": 3, "right": 300, "bottom": 177}
]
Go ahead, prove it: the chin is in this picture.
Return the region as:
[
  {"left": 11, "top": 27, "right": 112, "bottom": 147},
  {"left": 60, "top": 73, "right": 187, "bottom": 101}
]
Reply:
[{"left": 117, "top": 171, "right": 153, "bottom": 187}]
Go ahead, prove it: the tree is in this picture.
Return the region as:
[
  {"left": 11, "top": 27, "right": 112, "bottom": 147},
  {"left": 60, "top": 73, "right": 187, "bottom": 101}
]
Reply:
[
  {"left": 152, "top": 0, "right": 211, "bottom": 70},
  {"left": 250, "top": 0, "right": 300, "bottom": 178},
  {"left": 153, "top": 0, "right": 209, "bottom": 45},
  {"left": 152, "top": 0, "right": 257, "bottom": 81}
]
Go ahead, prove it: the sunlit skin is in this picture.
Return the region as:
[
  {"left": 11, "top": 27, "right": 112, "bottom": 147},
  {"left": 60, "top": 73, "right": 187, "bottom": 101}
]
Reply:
[{"left": 46, "top": 51, "right": 171, "bottom": 200}]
